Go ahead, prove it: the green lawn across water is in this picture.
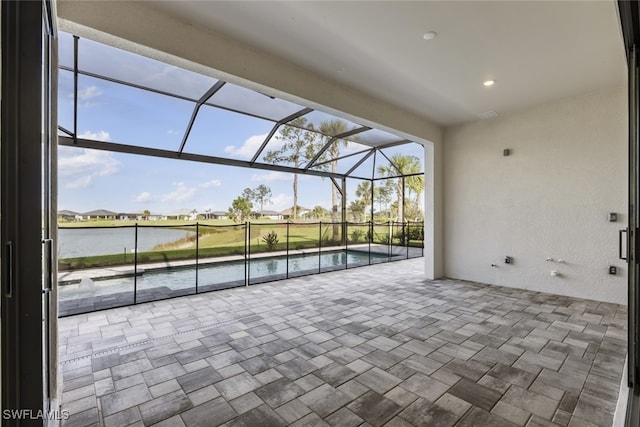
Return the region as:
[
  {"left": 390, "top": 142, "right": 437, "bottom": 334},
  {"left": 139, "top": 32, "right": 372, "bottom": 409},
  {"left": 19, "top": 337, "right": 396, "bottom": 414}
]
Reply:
[{"left": 58, "top": 220, "right": 421, "bottom": 270}]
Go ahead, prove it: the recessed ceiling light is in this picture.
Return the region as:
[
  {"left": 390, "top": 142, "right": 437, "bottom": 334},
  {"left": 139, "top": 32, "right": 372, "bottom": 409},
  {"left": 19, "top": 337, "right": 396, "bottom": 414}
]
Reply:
[
  {"left": 483, "top": 80, "right": 495, "bottom": 87},
  {"left": 423, "top": 31, "right": 437, "bottom": 41}
]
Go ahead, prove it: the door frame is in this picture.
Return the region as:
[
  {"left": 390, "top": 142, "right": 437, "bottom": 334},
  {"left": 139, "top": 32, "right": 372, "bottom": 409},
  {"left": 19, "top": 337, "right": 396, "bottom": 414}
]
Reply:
[
  {"left": 619, "top": 1, "right": 640, "bottom": 425},
  {"left": 1, "top": 0, "right": 56, "bottom": 421}
]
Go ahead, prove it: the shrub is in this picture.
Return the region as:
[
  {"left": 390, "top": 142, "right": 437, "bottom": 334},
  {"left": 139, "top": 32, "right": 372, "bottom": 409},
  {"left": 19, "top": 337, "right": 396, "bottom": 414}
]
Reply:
[
  {"left": 392, "top": 226, "right": 424, "bottom": 243},
  {"left": 350, "top": 229, "right": 366, "bottom": 243},
  {"left": 408, "top": 226, "right": 424, "bottom": 241},
  {"left": 374, "top": 234, "right": 391, "bottom": 245},
  {"left": 262, "top": 230, "right": 279, "bottom": 250}
]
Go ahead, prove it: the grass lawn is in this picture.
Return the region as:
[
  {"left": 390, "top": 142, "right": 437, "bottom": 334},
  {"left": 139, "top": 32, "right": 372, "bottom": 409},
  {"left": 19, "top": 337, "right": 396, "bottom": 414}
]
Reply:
[{"left": 58, "top": 220, "right": 422, "bottom": 270}]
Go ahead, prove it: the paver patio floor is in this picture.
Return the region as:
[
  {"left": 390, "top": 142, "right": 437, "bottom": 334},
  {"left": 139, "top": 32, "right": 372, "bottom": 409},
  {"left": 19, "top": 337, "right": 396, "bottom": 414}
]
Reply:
[{"left": 58, "top": 258, "right": 627, "bottom": 427}]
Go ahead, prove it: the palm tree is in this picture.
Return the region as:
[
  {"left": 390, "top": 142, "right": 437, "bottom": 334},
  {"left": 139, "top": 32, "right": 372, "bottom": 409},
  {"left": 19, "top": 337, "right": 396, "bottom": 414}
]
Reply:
[
  {"left": 406, "top": 166, "right": 425, "bottom": 219},
  {"left": 355, "top": 181, "right": 372, "bottom": 221},
  {"left": 310, "top": 205, "right": 329, "bottom": 219},
  {"left": 376, "top": 154, "right": 422, "bottom": 222},
  {"left": 264, "top": 118, "right": 320, "bottom": 219},
  {"left": 374, "top": 180, "right": 393, "bottom": 218},
  {"left": 349, "top": 200, "right": 365, "bottom": 222},
  {"left": 319, "top": 119, "right": 352, "bottom": 238}
]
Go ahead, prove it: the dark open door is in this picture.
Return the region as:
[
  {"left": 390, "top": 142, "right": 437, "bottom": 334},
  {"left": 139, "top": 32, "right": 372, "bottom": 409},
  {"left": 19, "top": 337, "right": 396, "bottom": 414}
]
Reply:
[
  {"left": 619, "top": 1, "right": 640, "bottom": 425},
  {"left": 1, "top": 0, "right": 57, "bottom": 423}
]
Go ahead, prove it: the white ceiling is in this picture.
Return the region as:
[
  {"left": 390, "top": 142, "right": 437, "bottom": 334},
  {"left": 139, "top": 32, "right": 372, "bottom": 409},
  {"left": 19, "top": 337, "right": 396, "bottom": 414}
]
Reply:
[{"left": 145, "top": 0, "right": 627, "bottom": 127}]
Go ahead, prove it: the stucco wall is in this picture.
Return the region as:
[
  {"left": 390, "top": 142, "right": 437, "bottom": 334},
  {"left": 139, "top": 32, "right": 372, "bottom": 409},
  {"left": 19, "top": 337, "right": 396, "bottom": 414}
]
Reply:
[{"left": 443, "top": 86, "right": 627, "bottom": 304}]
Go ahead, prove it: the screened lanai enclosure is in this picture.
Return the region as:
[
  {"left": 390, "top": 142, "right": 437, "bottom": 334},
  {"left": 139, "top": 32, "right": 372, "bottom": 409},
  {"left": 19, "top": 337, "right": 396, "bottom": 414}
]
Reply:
[{"left": 57, "top": 32, "right": 425, "bottom": 316}]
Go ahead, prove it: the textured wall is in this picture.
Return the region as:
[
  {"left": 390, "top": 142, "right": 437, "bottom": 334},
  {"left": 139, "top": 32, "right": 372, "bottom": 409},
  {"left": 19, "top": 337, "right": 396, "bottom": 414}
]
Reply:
[{"left": 444, "top": 86, "right": 627, "bottom": 304}]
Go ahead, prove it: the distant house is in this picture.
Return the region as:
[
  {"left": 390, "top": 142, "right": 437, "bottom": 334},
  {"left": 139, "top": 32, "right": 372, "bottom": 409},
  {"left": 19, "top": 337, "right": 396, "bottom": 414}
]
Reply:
[
  {"left": 82, "top": 209, "right": 117, "bottom": 220},
  {"left": 58, "top": 209, "right": 80, "bottom": 221},
  {"left": 166, "top": 209, "right": 197, "bottom": 221},
  {"left": 211, "top": 211, "right": 228, "bottom": 219},
  {"left": 280, "top": 206, "right": 311, "bottom": 220},
  {"left": 201, "top": 210, "right": 228, "bottom": 220},
  {"left": 254, "top": 210, "right": 283, "bottom": 220},
  {"left": 117, "top": 212, "right": 140, "bottom": 221},
  {"left": 136, "top": 212, "right": 166, "bottom": 221}
]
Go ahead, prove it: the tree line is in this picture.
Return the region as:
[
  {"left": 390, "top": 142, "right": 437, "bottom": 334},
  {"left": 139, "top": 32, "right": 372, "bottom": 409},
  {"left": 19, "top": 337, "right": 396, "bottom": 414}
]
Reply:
[
  {"left": 227, "top": 117, "right": 424, "bottom": 223},
  {"left": 228, "top": 184, "right": 272, "bottom": 222}
]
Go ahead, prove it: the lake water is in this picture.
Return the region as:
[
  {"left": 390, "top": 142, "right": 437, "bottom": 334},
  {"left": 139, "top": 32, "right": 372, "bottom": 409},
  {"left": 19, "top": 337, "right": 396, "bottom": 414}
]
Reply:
[{"left": 58, "top": 227, "right": 194, "bottom": 258}]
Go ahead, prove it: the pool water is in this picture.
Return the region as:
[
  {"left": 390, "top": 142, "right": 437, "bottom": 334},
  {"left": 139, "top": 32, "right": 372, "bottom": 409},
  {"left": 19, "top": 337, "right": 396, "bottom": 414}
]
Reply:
[{"left": 59, "top": 250, "right": 387, "bottom": 300}]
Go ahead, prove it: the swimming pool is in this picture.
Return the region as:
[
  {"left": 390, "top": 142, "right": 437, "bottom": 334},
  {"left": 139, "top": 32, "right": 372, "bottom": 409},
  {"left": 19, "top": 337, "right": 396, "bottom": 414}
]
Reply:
[{"left": 58, "top": 249, "right": 390, "bottom": 302}]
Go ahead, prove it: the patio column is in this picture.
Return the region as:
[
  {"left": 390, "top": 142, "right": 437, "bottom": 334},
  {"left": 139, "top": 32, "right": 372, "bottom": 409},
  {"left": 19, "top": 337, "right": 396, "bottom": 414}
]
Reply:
[{"left": 424, "top": 140, "right": 443, "bottom": 279}]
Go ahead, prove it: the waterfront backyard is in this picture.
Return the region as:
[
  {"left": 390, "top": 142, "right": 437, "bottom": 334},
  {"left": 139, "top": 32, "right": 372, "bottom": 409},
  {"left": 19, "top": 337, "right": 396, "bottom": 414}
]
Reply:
[{"left": 58, "top": 221, "right": 424, "bottom": 316}]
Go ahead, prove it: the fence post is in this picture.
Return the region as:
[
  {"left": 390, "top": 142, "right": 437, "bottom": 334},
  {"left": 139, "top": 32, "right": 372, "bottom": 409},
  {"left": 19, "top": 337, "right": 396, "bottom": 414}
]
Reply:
[
  {"left": 133, "top": 223, "right": 138, "bottom": 305},
  {"left": 195, "top": 222, "right": 199, "bottom": 294},
  {"left": 406, "top": 222, "right": 409, "bottom": 259},
  {"left": 388, "top": 221, "right": 392, "bottom": 262},
  {"left": 246, "top": 222, "right": 250, "bottom": 286},
  {"left": 286, "top": 222, "right": 290, "bottom": 279},
  {"left": 368, "top": 220, "right": 372, "bottom": 265},
  {"left": 345, "top": 221, "right": 348, "bottom": 270},
  {"left": 318, "top": 221, "right": 322, "bottom": 273}
]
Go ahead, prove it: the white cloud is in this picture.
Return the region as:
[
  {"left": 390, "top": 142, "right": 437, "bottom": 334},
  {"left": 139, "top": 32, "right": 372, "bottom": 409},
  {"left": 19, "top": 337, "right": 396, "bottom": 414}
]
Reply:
[
  {"left": 224, "top": 134, "right": 266, "bottom": 160},
  {"left": 160, "top": 183, "right": 196, "bottom": 203},
  {"left": 250, "top": 171, "right": 291, "bottom": 183},
  {"left": 133, "top": 192, "right": 152, "bottom": 202},
  {"left": 269, "top": 193, "right": 293, "bottom": 211},
  {"left": 71, "top": 86, "right": 102, "bottom": 106},
  {"left": 78, "top": 130, "right": 111, "bottom": 142},
  {"left": 133, "top": 183, "right": 196, "bottom": 205},
  {"left": 198, "top": 179, "right": 222, "bottom": 188},
  {"left": 65, "top": 175, "right": 93, "bottom": 190},
  {"left": 224, "top": 132, "right": 284, "bottom": 160},
  {"left": 140, "top": 64, "right": 218, "bottom": 102},
  {"left": 58, "top": 145, "right": 120, "bottom": 190},
  {"left": 77, "top": 86, "right": 101, "bottom": 101}
]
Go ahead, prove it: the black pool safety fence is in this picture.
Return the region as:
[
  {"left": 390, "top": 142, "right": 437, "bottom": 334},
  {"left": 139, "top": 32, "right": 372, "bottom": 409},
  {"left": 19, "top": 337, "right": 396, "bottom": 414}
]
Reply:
[{"left": 57, "top": 221, "right": 424, "bottom": 317}]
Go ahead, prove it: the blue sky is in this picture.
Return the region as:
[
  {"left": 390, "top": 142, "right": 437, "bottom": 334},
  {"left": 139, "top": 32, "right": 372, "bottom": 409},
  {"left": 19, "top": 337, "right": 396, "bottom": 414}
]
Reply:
[{"left": 57, "top": 32, "right": 424, "bottom": 215}]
